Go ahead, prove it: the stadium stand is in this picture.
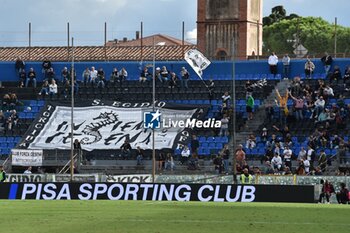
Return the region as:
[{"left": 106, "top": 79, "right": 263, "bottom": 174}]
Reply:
[{"left": 0, "top": 59, "right": 350, "bottom": 176}]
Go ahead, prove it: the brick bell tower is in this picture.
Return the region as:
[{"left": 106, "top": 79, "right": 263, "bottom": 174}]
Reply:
[{"left": 197, "top": 0, "right": 263, "bottom": 60}]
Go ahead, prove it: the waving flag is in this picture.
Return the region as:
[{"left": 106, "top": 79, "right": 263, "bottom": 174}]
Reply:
[{"left": 185, "top": 49, "right": 211, "bottom": 79}]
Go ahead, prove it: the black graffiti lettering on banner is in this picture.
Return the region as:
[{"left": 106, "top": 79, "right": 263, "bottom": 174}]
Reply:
[
  {"left": 8, "top": 174, "right": 44, "bottom": 182},
  {"left": 1, "top": 183, "right": 314, "bottom": 203},
  {"left": 106, "top": 175, "right": 151, "bottom": 183},
  {"left": 19, "top": 104, "right": 55, "bottom": 148}
]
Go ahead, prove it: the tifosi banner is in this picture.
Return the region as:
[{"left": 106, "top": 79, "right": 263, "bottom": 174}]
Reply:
[
  {"left": 0, "top": 183, "right": 315, "bottom": 203},
  {"left": 11, "top": 149, "right": 43, "bottom": 166},
  {"left": 18, "top": 100, "right": 205, "bottom": 151}
]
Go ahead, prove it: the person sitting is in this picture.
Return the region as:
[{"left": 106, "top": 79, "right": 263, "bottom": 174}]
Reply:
[
  {"left": 140, "top": 67, "right": 150, "bottom": 84},
  {"left": 330, "top": 65, "right": 342, "bottom": 83},
  {"left": 160, "top": 66, "right": 169, "bottom": 82},
  {"left": 165, "top": 153, "right": 175, "bottom": 171},
  {"left": 271, "top": 152, "right": 282, "bottom": 171},
  {"left": 82, "top": 67, "right": 91, "bottom": 87},
  {"left": 180, "top": 146, "right": 190, "bottom": 165},
  {"left": 49, "top": 79, "right": 58, "bottom": 100},
  {"left": 90, "top": 66, "right": 98, "bottom": 87},
  {"left": 38, "top": 80, "right": 49, "bottom": 98},
  {"left": 26, "top": 67, "right": 37, "bottom": 88},
  {"left": 245, "top": 134, "right": 256, "bottom": 149},
  {"left": 168, "top": 72, "right": 178, "bottom": 89},
  {"left": 61, "top": 67, "right": 69, "bottom": 84},
  {"left": 213, "top": 154, "right": 223, "bottom": 174},
  {"left": 96, "top": 68, "right": 105, "bottom": 88},
  {"left": 118, "top": 67, "right": 127, "bottom": 87},
  {"left": 109, "top": 68, "right": 119, "bottom": 87}
]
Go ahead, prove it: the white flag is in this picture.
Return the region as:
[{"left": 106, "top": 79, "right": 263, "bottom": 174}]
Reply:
[{"left": 184, "top": 49, "right": 211, "bottom": 79}]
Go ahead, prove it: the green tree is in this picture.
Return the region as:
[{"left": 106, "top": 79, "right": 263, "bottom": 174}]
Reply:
[
  {"left": 263, "top": 5, "right": 296, "bottom": 26},
  {"left": 263, "top": 17, "right": 350, "bottom": 56}
]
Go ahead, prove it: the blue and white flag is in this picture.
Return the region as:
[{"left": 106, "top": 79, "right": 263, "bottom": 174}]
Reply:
[{"left": 185, "top": 49, "right": 211, "bottom": 79}]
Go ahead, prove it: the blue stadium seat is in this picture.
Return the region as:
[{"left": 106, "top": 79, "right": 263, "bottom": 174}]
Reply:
[
  {"left": 215, "top": 143, "right": 223, "bottom": 149},
  {"left": 14, "top": 137, "right": 21, "bottom": 143},
  {"left": 201, "top": 142, "right": 209, "bottom": 148},
  {"left": 208, "top": 142, "right": 216, "bottom": 149},
  {"left": 26, "top": 113, "right": 34, "bottom": 119},
  {"left": 206, "top": 137, "right": 215, "bottom": 143},
  {"left": 6, "top": 137, "right": 14, "bottom": 143},
  {"left": 199, "top": 136, "right": 206, "bottom": 143},
  {"left": 199, "top": 148, "right": 210, "bottom": 156}
]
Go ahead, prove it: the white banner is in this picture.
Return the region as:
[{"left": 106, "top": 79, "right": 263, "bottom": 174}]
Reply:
[
  {"left": 26, "top": 105, "right": 197, "bottom": 151},
  {"left": 184, "top": 49, "right": 211, "bottom": 78},
  {"left": 106, "top": 174, "right": 152, "bottom": 183},
  {"left": 11, "top": 149, "right": 43, "bottom": 166}
]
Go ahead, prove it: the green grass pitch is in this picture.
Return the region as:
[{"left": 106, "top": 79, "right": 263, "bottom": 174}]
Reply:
[{"left": 0, "top": 201, "right": 349, "bottom": 233}]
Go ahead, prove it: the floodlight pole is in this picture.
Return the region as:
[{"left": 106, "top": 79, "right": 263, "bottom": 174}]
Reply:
[
  {"left": 334, "top": 17, "right": 337, "bottom": 58},
  {"left": 152, "top": 36, "right": 156, "bottom": 183},
  {"left": 70, "top": 37, "right": 75, "bottom": 182},
  {"left": 231, "top": 33, "right": 237, "bottom": 184}
]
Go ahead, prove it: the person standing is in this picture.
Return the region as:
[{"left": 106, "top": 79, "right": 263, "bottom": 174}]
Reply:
[
  {"left": 318, "top": 179, "right": 334, "bottom": 204},
  {"left": 282, "top": 145, "right": 293, "bottom": 170},
  {"left": 318, "top": 149, "right": 327, "bottom": 172},
  {"left": 282, "top": 54, "right": 290, "bottom": 79},
  {"left": 268, "top": 52, "right": 278, "bottom": 76},
  {"left": 321, "top": 52, "right": 333, "bottom": 75},
  {"left": 240, "top": 168, "right": 253, "bottom": 184},
  {"left": 219, "top": 114, "right": 230, "bottom": 136},
  {"left": 136, "top": 146, "right": 144, "bottom": 166},
  {"left": 0, "top": 166, "right": 6, "bottom": 182},
  {"left": 24, "top": 166, "right": 32, "bottom": 174},
  {"left": 221, "top": 144, "right": 230, "bottom": 174},
  {"left": 191, "top": 135, "right": 199, "bottom": 160},
  {"left": 235, "top": 144, "right": 246, "bottom": 167},
  {"left": 304, "top": 58, "right": 315, "bottom": 79},
  {"left": 246, "top": 94, "right": 254, "bottom": 120},
  {"left": 336, "top": 183, "right": 349, "bottom": 204},
  {"left": 180, "top": 67, "right": 190, "bottom": 89},
  {"left": 120, "top": 139, "right": 132, "bottom": 160},
  {"left": 15, "top": 56, "right": 25, "bottom": 77},
  {"left": 42, "top": 57, "right": 52, "bottom": 80},
  {"left": 275, "top": 88, "right": 289, "bottom": 125},
  {"left": 73, "top": 139, "right": 83, "bottom": 164}
]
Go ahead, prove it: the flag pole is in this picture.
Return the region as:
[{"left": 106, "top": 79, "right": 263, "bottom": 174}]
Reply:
[
  {"left": 231, "top": 34, "right": 237, "bottom": 184},
  {"left": 70, "top": 37, "right": 75, "bottom": 182},
  {"left": 152, "top": 36, "right": 156, "bottom": 183}
]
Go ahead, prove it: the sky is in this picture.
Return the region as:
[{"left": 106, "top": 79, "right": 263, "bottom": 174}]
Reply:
[{"left": 0, "top": 0, "right": 349, "bottom": 47}]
